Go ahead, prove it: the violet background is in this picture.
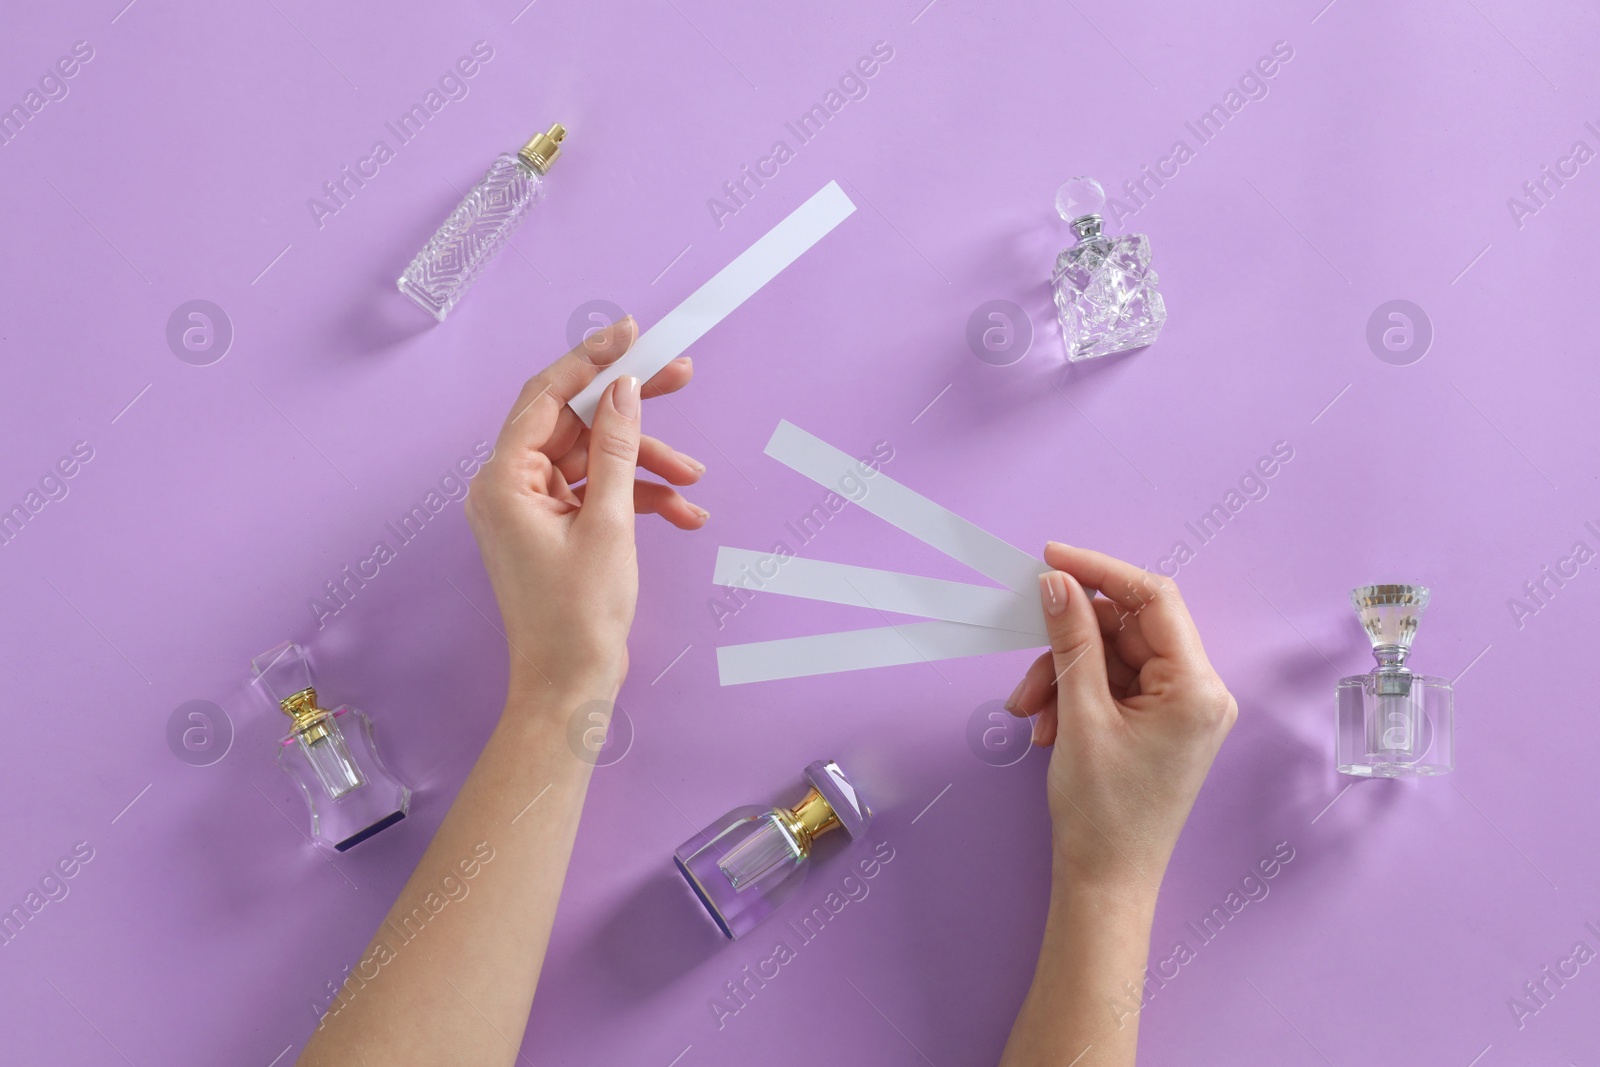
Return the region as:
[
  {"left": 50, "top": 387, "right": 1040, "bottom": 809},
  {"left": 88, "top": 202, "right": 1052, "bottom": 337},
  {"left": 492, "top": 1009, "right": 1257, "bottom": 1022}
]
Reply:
[{"left": 2, "top": 0, "right": 1597, "bottom": 1064}]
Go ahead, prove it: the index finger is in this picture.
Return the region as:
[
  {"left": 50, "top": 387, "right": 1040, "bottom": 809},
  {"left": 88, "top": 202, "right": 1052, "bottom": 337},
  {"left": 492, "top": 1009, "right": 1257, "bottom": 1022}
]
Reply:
[
  {"left": 494, "top": 316, "right": 637, "bottom": 457},
  {"left": 1043, "top": 542, "right": 1205, "bottom": 663}
]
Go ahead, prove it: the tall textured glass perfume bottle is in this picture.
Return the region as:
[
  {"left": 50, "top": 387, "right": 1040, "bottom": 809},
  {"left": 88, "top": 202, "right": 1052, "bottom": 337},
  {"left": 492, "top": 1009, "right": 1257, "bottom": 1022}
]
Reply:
[
  {"left": 253, "top": 642, "right": 412, "bottom": 851},
  {"left": 397, "top": 123, "right": 566, "bottom": 321},
  {"left": 1051, "top": 176, "right": 1166, "bottom": 361},
  {"left": 1336, "top": 585, "right": 1454, "bottom": 778},
  {"left": 675, "top": 760, "right": 870, "bottom": 939}
]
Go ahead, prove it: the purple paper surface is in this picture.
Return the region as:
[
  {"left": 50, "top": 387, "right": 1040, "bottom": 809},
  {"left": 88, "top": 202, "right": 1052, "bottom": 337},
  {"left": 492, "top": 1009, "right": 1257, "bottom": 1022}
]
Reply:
[{"left": 2, "top": 1, "right": 1597, "bottom": 1063}]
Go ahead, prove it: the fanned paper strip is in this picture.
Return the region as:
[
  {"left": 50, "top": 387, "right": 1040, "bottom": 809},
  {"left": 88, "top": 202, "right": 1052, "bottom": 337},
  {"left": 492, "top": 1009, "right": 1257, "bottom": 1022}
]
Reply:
[
  {"left": 712, "top": 547, "right": 1047, "bottom": 637},
  {"left": 716, "top": 621, "right": 1043, "bottom": 686},
  {"left": 714, "top": 421, "right": 1051, "bottom": 684},
  {"left": 762, "top": 421, "right": 1045, "bottom": 595},
  {"left": 569, "top": 182, "right": 856, "bottom": 425}
]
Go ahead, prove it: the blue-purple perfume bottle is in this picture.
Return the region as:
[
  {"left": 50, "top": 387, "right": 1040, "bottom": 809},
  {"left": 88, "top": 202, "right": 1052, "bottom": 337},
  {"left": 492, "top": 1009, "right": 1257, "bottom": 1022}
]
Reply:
[
  {"left": 253, "top": 642, "right": 411, "bottom": 852},
  {"left": 675, "top": 760, "right": 870, "bottom": 939}
]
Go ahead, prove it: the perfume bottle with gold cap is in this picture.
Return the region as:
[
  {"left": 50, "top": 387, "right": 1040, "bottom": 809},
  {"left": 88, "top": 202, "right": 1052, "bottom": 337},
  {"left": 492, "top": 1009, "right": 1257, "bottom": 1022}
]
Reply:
[
  {"left": 1336, "top": 585, "right": 1455, "bottom": 778},
  {"left": 253, "top": 642, "right": 411, "bottom": 852},
  {"left": 397, "top": 123, "right": 566, "bottom": 321},
  {"left": 675, "top": 760, "right": 870, "bottom": 939}
]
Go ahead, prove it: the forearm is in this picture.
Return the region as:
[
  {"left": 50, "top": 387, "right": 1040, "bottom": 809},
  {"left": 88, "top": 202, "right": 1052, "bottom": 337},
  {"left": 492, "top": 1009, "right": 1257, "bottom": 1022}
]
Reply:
[
  {"left": 1000, "top": 862, "right": 1157, "bottom": 1067},
  {"left": 298, "top": 680, "right": 604, "bottom": 1067}
]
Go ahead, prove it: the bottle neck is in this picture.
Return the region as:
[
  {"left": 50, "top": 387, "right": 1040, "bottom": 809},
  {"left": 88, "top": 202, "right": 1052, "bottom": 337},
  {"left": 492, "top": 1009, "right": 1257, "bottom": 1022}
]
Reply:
[
  {"left": 281, "top": 687, "right": 334, "bottom": 744},
  {"left": 1070, "top": 214, "right": 1104, "bottom": 241},
  {"left": 1372, "top": 644, "right": 1412, "bottom": 672},
  {"left": 782, "top": 788, "right": 841, "bottom": 854},
  {"left": 514, "top": 148, "right": 551, "bottom": 176}
]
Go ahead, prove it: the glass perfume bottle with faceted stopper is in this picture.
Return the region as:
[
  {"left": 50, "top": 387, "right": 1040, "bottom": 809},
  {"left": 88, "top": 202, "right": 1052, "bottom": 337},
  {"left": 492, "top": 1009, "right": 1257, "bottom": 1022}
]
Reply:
[
  {"left": 675, "top": 760, "right": 870, "bottom": 939},
  {"left": 1051, "top": 176, "right": 1166, "bottom": 361},
  {"left": 253, "top": 642, "right": 412, "bottom": 851},
  {"left": 397, "top": 123, "right": 565, "bottom": 322},
  {"left": 1336, "top": 585, "right": 1454, "bottom": 778}
]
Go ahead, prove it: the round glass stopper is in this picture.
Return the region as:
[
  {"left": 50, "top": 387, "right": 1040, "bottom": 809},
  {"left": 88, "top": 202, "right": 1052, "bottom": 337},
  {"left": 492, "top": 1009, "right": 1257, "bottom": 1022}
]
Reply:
[{"left": 1055, "top": 176, "right": 1107, "bottom": 222}]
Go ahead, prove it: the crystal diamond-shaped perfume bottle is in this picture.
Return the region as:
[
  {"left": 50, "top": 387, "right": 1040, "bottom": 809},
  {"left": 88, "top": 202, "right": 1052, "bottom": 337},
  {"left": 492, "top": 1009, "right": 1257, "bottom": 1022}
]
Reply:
[
  {"left": 253, "top": 642, "right": 412, "bottom": 851},
  {"left": 674, "top": 760, "right": 870, "bottom": 939},
  {"left": 1335, "top": 585, "right": 1455, "bottom": 778},
  {"left": 1051, "top": 176, "right": 1166, "bottom": 361},
  {"left": 397, "top": 124, "right": 565, "bottom": 322}
]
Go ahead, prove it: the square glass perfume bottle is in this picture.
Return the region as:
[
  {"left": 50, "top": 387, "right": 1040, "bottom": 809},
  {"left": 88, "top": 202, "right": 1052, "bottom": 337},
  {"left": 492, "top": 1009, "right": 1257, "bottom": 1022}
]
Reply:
[
  {"left": 675, "top": 760, "right": 870, "bottom": 940},
  {"left": 397, "top": 124, "right": 565, "bottom": 322},
  {"left": 253, "top": 642, "right": 412, "bottom": 851},
  {"left": 1336, "top": 585, "right": 1454, "bottom": 778},
  {"left": 1051, "top": 176, "right": 1166, "bottom": 361}
]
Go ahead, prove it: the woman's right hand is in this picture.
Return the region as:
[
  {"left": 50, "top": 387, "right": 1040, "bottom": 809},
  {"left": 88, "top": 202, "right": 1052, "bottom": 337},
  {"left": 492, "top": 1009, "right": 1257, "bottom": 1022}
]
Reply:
[
  {"left": 464, "top": 318, "right": 707, "bottom": 705},
  {"left": 1005, "top": 543, "right": 1237, "bottom": 898}
]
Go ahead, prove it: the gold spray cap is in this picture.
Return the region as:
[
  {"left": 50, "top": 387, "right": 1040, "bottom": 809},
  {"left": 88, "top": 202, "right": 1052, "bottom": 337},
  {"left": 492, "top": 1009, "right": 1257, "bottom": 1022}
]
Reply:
[{"left": 518, "top": 123, "right": 566, "bottom": 174}]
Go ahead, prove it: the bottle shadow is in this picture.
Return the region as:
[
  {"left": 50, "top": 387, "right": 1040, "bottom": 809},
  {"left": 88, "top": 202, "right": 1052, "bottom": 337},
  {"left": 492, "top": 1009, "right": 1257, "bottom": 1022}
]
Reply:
[
  {"left": 586, "top": 867, "right": 727, "bottom": 997},
  {"left": 326, "top": 284, "right": 436, "bottom": 357},
  {"left": 319, "top": 186, "right": 465, "bottom": 357},
  {"left": 949, "top": 213, "right": 1157, "bottom": 421}
]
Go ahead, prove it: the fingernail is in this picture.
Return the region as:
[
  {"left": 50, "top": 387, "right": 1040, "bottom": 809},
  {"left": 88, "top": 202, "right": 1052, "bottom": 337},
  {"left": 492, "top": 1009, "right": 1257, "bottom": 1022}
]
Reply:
[
  {"left": 1030, "top": 715, "right": 1043, "bottom": 745},
  {"left": 1046, "top": 540, "right": 1071, "bottom": 552},
  {"left": 614, "top": 375, "right": 640, "bottom": 419},
  {"left": 682, "top": 454, "right": 706, "bottom": 474},
  {"left": 1041, "top": 571, "right": 1069, "bottom": 617},
  {"left": 691, "top": 505, "right": 710, "bottom": 521},
  {"left": 1004, "top": 677, "right": 1026, "bottom": 713}
]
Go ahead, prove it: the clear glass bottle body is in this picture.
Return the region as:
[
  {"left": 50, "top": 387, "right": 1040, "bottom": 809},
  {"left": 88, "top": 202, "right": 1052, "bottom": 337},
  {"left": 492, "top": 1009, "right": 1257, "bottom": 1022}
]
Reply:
[
  {"left": 675, "top": 805, "right": 808, "bottom": 940},
  {"left": 1052, "top": 231, "right": 1166, "bottom": 360},
  {"left": 298, "top": 717, "right": 365, "bottom": 799},
  {"left": 1336, "top": 670, "right": 1454, "bottom": 777},
  {"left": 253, "top": 641, "right": 412, "bottom": 852},
  {"left": 1336, "top": 585, "right": 1453, "bottom": 778},
  {"left": 674, "top": 760, "right": 870, "bottom": 940},
  {"left": 278, "top": 706, "right": 411, "bottom": 851},
  {"left": 398, "top": 153, "right": 545, "bottom": 321}
]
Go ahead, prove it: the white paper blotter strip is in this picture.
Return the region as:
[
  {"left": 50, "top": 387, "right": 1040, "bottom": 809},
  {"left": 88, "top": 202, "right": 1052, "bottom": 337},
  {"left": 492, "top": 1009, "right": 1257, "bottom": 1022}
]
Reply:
[
  {"left": 764, "top": 420, "right": 1045, "bottom": 594},
  {"left": 717, "top": 620, "right": 1041, "bottom": 685},
  {"left": 713, "top": 547, "right": 1048, "bottom": 637},
  {"left": 569, "top": 182, "right": 857, "bottom": 425}
]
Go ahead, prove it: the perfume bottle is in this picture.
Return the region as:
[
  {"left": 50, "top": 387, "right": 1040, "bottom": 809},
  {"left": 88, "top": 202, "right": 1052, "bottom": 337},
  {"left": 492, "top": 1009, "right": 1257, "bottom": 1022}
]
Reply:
[
  {"left": 397, "top": 123, "right": 566, "bottom": 321},
  {"left": 675, "top": 760, "right": 870, "bottom": 939},
  {"left": 1336, "top": 585, "right": 1455, "bottom": 778},
  {"left": 1051, "top": 176, "right": 1166, "bottom": 361},
  {"left": 252, "top": 642, "right": 412, "bottom": 851}
]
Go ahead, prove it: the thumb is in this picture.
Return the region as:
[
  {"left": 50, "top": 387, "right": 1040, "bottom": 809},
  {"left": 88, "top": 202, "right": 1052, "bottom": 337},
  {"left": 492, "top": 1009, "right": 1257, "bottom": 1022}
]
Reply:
[
  {"left": 1040, "top": 570, "right": 1111, "bottom": 716},
  {"left": 577, "top": 375, "right": 642, "bottom": 530}
]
